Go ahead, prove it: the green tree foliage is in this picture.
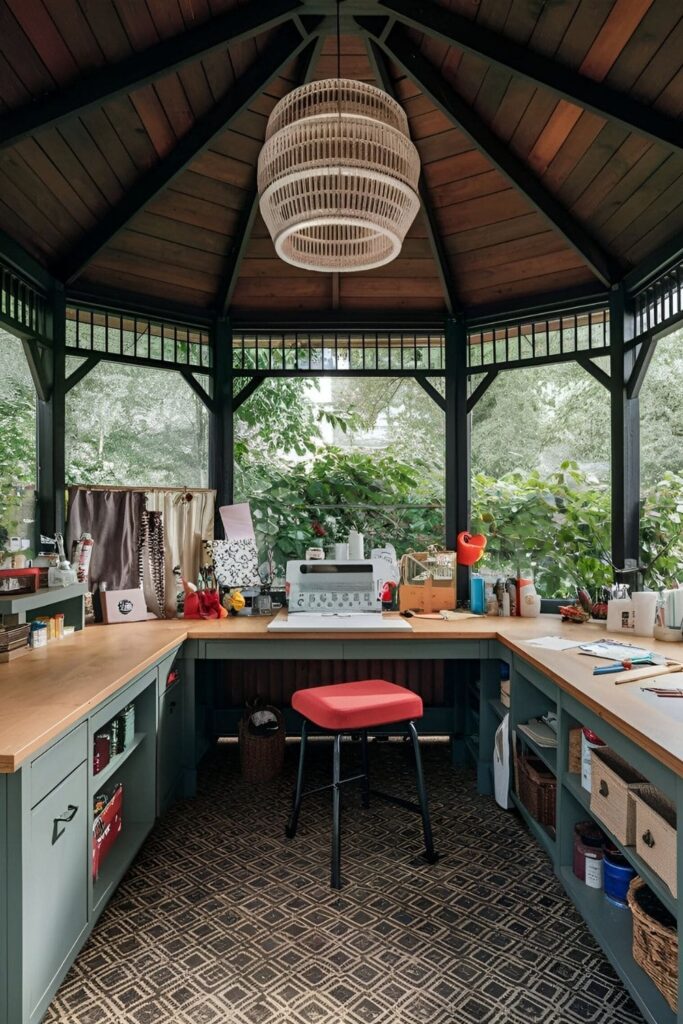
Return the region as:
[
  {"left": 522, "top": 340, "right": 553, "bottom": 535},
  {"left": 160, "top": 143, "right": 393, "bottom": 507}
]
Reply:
[
  {"left": 65, "top": 360, "right": 209, "bottom": 487},
  {"left": 0, "top": 332, "right": 36, "bottom": 555},
  {"left": 1, "top": 327, "right": 681, "bottom": 597}
]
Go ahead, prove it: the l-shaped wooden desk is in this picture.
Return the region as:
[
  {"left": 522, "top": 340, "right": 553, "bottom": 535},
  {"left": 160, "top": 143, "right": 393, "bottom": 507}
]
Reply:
[{"left": 1, "top": 615, "right": 682, "bottom": 1024}]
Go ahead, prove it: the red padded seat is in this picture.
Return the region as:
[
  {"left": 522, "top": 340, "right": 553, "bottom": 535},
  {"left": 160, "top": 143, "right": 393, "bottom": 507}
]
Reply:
[{"left": 292, "top": 679, "right": 423, "bottom": 732}]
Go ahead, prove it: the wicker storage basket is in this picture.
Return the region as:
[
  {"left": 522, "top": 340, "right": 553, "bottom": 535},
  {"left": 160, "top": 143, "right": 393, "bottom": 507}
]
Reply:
[
  {"left": 515, "top": 750, "right": 556, "bottom": 827},
  {"left": 590, "top": 746, "right": 647, "bottom": 845},
  {"left": 628, "top": 876, "right": 678, "bottom": 1012},
  {"left": 238, "top": 705, "right": 285, "bottom": 783},
  {"left": 631, "top": 785, "right": 677, "bottom": 898}
]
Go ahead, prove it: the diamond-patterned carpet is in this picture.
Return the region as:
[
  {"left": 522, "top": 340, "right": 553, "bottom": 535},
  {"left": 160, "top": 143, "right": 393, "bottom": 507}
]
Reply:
[{"left": 45, "top": 739, "right": 644, "bottom": 1024}]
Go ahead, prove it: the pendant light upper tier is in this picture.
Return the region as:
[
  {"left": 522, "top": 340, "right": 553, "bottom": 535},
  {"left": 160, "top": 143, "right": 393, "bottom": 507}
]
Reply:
[{"left": 257, "top": 78, "right": 421, "bottom": 273}]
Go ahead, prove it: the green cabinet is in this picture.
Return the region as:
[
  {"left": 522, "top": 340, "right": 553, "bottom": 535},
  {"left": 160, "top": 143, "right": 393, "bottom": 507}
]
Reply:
[
  {"left": 157, "top": 674, "right": 185, "bottom": 815},
  {"left": 27, "top": 762, "right": 88, "bottom": 1021}
]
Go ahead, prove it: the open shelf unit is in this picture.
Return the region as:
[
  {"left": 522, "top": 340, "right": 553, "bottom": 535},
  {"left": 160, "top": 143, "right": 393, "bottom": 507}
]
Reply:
[
  {"left": 560, "top": 869, "right": 676, "bottom": 1024},
  {"left": 564, "top": 771, "right": 677, "bottom": 918},
  {"left": 88, "top": 668, "right": 158, "bottom": 922},
  {"left": 92, "top": 732, "right": 146, "bottom": 788},
  {"left": 469, "top": 648, "right": 680, "bottom": 1024}
]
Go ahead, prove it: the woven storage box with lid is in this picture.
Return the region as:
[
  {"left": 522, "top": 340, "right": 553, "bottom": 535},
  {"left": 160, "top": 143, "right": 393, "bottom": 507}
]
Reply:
[
  {"left": 631, "top": 785, "right": 677, "bottom": 898},
  {"left": 627, "top": 876, "right": 678, "bottom": 1012},
  {"left": 238, "top": 704, "right": 285, "bottom": 783},
  {"left": 590, "top": 747, "right": 647, "bottom": 845},
  {"left": 515, "top": 750, "right": 556, "bottom": 827}
]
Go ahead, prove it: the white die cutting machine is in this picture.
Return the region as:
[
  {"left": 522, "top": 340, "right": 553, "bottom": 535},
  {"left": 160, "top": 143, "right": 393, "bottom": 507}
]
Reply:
[{"left": 267, "top": 560, "right": 411, "bottom": 631}]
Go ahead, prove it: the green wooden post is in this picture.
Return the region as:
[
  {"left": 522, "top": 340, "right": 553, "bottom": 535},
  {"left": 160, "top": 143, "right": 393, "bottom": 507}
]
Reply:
[{"left": 36, "top": 283, "right": 66, "bottom": 537}]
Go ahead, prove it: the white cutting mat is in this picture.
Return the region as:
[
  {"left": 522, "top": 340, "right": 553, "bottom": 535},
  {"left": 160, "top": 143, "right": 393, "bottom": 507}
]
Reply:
[{"left": 267, "top": 613, "right": 412, "bottom": 632}]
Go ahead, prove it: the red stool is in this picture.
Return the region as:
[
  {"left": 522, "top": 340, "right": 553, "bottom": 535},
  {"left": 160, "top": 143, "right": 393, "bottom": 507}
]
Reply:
[{"left": 286, "top": 679, "right": 439, "bottom": 889}]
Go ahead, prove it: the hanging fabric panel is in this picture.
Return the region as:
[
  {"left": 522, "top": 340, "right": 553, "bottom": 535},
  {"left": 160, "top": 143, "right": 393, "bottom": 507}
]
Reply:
[
  {"left": 66, "top": 487, "right": 146, "bottom": 592},
  {"left": 145, "top": 489, "right": 215, "bottom": 618}
]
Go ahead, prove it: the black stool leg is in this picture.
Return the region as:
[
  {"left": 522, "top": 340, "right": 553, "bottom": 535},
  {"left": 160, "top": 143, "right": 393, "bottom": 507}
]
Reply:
[
  {"left": 331, "top": 732, "right": 342, "bottom": 889},
  {"left": 408, "top": 720, "right": 439, "bottom": 863},
  {"left": 361, "top": 730, "right": 370, "bottom": 809},
  {"left": 285, "top": 719, "right": 308, "bottom": 839}
]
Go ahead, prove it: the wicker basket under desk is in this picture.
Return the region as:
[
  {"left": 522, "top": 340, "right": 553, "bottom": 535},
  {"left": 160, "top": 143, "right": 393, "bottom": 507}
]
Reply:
[
  {"left": 238, "top": 705, "right": 285, "bottom": 783},
  {"left": 515, "top": 750, "right": 556, "bottom": 828},
  {"left": 628, "top": 876, "right": 678, "bottom": 1012}
]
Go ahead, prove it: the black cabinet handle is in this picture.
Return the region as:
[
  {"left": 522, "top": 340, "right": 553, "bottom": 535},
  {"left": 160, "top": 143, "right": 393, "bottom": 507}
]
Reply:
[
  {"left": 599, "top": 780, "right": 609, "bottom": 797},
  {"left": 52, "top": 804, "right": 78, "bottom": 844},
  {"left": 642, "top": 830, "right": 655, "bottom": 849}
]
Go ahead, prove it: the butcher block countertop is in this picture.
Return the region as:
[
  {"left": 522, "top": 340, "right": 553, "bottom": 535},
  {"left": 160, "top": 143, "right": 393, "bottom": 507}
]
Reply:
[{"left": 1, "top": 613, "right": 682, "bottom": 775}]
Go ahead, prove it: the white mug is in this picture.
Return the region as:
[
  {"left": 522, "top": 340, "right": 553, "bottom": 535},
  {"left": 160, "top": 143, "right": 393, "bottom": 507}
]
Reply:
[{"left": 334, "top": 543, "right": 349, "bottom": 561}]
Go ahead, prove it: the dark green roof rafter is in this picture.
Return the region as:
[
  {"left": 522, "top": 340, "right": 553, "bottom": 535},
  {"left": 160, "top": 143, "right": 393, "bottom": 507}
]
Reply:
[
  {"left": 218, "top": 35, "right": 326, "bottom": 317},
  {"left": 377, "top": 0, "right": 683, "bottom": 158},
  {"left": 60, "top": 19, "right": 322, "bottom": 286},
  {"left": 0, "top": 0, "right": 305, "bottom": 150},
  {"left": 358, "top": 19, "right": 622, "bottom": 288}
]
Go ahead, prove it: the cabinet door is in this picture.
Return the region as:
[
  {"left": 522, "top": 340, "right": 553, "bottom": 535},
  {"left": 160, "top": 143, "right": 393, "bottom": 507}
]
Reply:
[
  {"left": 28, "top": 762, "right": 88, "bottom": 1016},
  {"left": 158, "top": 683, "right": 184, "bottom": 815}
]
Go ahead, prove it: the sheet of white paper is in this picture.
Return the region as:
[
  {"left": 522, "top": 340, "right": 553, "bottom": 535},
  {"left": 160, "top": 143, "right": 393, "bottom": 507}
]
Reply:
[
  {"left": 578, "top": 640, "right": 654, "bottom": 661},
  {"left": 524, "top": 636, "right": 581, "bottom": 651},
  {"left": 219, "top": 502, "right": 255, "bottom": 541},
  {"left": 267, "top": 613, "right": 412, "bottom": 632}
]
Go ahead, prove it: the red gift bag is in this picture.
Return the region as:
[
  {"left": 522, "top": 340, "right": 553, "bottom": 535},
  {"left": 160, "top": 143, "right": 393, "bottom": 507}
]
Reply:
[{"left": 92, "top": 784, "right": 123, "bottom": 880}]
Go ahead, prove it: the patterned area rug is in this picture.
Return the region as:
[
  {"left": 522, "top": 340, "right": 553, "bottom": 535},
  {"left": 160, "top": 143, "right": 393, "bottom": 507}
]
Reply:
[{"left": 46, "top": 739, "right": 643, "bottom": 1024}]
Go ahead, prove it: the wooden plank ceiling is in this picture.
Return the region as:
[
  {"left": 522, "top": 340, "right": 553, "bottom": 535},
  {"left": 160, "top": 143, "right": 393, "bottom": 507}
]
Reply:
[{"left": 0, "top": 0, "right": 681, "bottom": 319}]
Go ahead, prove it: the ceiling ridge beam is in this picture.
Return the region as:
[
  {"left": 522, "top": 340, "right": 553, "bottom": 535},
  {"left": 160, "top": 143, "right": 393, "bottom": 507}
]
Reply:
[
  {"left": 362, "top": 22, "right": 620, "bottom": 288},
  {"left": 0, "top": 0, "right": 305, "bottom": 150},
  {"left": 379, "top": 0, "right": 683, "bottom": 157},
  {"left": 218, "top": 34, "right": 325, "bottom": 316},
  {"left": 59, "top": 21, "right": 315, "bottom": 286},
  {"left": 365, "top": 38, "right": 462, "bottom": 317}
]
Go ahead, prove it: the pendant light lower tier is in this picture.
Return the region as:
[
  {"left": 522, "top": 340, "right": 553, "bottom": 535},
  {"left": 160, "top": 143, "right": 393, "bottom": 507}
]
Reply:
[{"left": 257, "top": 79, "right": 421, "bottom": 273}]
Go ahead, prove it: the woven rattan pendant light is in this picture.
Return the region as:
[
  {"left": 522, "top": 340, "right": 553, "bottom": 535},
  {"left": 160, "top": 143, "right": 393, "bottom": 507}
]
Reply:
[{"left": 257, "top": 7, "right": 420, "bottom": 273}]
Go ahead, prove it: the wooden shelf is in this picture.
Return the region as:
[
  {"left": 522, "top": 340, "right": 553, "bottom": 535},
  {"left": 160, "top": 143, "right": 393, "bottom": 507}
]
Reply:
[
  {"left": 516, "top": 725, "right": 557, "bottom": 774},
  {"left": 560, "top": 868, "right": 676, "bottom": 1024},
  {"left": 93, "top": 819, "right": 153, "bottom": 916},
  {"left": 489, "top": 698, "right": 507, "bottom": 721},
  {"left": 563, "top": 772, "right": 677, "bottom": 918},
  {"left": 0, "top": 582, "right": 86, "bottom": 613},
  {"left": 92, "top": 733, "right": 146, "bottom": 788}
]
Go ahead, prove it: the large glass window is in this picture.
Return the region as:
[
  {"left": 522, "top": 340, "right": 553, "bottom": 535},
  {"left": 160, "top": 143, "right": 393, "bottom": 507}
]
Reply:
[
  {"left": 471, "top": 360, "right": 611, "bottom": 598},
  {"left": 0, "top": 329, "right": 37, "bottom": 559},
  {"left": 234, "top": 376, "right": 444, "bottom": 572},
  {"left": 639, "top": 327, "right": 683, "bottom": 588},
  {"left": 65, "top": 360, "right": 209, "bottom": 487}
]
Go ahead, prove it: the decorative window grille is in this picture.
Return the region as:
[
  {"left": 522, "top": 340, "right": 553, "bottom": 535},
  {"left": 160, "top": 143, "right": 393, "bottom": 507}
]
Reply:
[{"left": 65, "top": 305, "right": 211, "bottom": 371}]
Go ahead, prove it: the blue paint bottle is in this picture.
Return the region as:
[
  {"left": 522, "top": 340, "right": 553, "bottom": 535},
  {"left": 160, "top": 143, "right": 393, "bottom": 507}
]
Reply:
[{"left": 470, "top": 574, "right": 485, "bottom": 614}]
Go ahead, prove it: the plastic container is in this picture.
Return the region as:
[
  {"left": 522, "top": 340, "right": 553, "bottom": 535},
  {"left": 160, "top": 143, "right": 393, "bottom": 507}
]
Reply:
[
  {"left": 581, "top": 727, "right": 606, "bottom": 792},
  {"left": 470, "top": 574, "right": 485, "bottom": 614},
  {"left": 29, "top": 621, "right": 47, "bottom": 648},
  {"left": 632, "top": 591, "right": 658, "bottom": 637},
  {"left": 573, "top": 821, "right": 605, "bottom": 888},
  {"left": 603, "top": 849, "right": 636, "bottom": 907}
]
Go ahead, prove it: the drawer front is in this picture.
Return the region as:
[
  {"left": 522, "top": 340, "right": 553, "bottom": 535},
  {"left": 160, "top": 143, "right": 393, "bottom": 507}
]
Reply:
[
  {"left": 158, "top": 685, "right": 184, "bottom": 814},
  {"left": 590, "top": 750, "right": 646, "bottom": 845},
  {"left": 28, "top": 762, "right": 88, "bottom": 1014},
  {"left": 633, "top": 792, "right": 678, "bottom": 897},
  {"left": 157, "top": 647, "right": 183, "bottom": 696},
  {"left": 31, "top": 722, "right": 88, "bottom": 808}
]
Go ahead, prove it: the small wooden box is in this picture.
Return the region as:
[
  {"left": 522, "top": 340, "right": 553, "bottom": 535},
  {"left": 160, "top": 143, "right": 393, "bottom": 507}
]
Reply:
[
  {"left": 631, "top": 786, "right": 677, "bottom": 897},
  {"left": 590, "top": 747, "right": 647, "bottom": 845}
]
